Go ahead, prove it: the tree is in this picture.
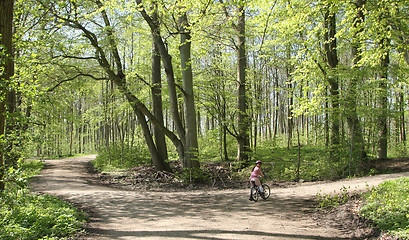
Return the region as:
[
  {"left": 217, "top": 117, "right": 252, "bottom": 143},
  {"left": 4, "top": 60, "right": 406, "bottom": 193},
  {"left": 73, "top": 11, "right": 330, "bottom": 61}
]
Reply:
[
  {"left": 323, "top": 1, "right": 340, "bottom": 162},
  {"left": 0, "top": 0, "right": 15, "bottom": 191},
  {"left": 150, "top": 3, "right": 169, "bottom": 169},
  {"left": 178, "top": 10, "right": 200, "bottom": 168},
  {"left": 218, "top": 0, "right": 251, "bottom": 167},
  {"left": 39, "top": 0, "right": 173, "bottom": 171},
  {"left": 367, "top": 0, "right": 392, "bottom": 159},
  {"left": 12, "top": 0, "right": 409, "bottom": 180},
  {"left": 235, "top": 3, "right": 250, "bottom": 167},
  {"left": 136, "top": 0, "right": 203, "bottom": 169},
  {"left": 345, "top": 0, "right": 367, "bottom": 172}
]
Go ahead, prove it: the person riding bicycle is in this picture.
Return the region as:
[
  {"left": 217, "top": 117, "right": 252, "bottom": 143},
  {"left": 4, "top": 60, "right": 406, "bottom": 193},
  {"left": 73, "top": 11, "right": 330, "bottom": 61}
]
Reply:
[{"left": 249, "top": 160, "right": 265, "bottom": 200}]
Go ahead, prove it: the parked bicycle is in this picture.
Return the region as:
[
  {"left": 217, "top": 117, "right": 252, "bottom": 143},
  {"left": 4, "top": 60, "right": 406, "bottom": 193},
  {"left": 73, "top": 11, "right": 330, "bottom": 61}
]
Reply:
[{"left": 249, "top": 177, "right": 270, "bottom": 202}]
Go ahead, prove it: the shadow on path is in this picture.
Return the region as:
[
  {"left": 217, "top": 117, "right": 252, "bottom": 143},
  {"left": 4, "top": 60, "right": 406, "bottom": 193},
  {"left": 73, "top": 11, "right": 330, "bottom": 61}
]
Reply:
[{"left": 84, "top": 228, "right": 350, "bottom": 240}]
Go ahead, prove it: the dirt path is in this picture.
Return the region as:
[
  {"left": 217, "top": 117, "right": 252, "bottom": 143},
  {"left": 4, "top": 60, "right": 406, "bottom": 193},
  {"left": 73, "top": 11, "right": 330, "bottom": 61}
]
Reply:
[{"left": 30, "top": 155, "right": 409, "bottom": 240}]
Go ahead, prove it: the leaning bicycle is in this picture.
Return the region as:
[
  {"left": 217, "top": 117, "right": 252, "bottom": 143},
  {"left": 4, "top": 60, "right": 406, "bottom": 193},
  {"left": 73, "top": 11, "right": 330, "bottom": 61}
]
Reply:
[{"left": 250, "top": 178, "right": 270, "bottom": 202}]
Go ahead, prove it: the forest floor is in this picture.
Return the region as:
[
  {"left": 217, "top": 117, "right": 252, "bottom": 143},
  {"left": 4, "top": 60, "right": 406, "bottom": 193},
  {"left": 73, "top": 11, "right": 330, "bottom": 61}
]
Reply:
[{"left": 29, "top": 155, "right": 409, "bottom": 240}]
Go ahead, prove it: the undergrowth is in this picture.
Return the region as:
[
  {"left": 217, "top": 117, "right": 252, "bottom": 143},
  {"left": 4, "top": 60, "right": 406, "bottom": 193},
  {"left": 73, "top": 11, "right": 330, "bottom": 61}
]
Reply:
[
  {"left": 0, "top": 159, "right": 87, "bottom": 240},
  {"left": 0, "top": 189, "right": 87, "bottom": 240},
  {"left": 315, "top": 185, "right": 362, "bottom": 209},
  {"left": 316, "top": 178, "right": 409, "bottom": 239},
  {"left": 360, "top": 177, "right": 409, "bottom": 239},
  {"left": 93, "top": 144, "right": 150, "bottom": 172}
]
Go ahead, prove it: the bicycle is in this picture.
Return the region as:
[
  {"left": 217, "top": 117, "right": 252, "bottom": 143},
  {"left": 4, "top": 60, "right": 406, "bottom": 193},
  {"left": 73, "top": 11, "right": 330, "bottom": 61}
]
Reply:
[{"left": 249, "top": 177, "right": 270, "bottom": 202}]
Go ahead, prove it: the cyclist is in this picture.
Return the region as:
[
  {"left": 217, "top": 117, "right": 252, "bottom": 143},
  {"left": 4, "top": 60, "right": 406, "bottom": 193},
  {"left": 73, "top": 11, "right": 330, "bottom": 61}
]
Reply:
[{"left": 249, "top": 160, "right": 265, "bottom": 200}]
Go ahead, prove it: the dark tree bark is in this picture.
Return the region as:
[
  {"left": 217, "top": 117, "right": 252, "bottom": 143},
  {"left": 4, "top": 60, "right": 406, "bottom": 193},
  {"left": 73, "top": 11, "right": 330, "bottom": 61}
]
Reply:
[
  {"left": 151, "top": 7, "right": 170, "bottom": 171},
  {"left": 136, "top": 0, "right": 202, "bottom": 169},
  {"left": 377, "top": 38, "right": 389, "bottom": 159},
  {"left": 324, "top": 5, "right": 340, "bottom": 162},
  {"left": 0, "top": 0, "right": 15, "bottom": 191}
]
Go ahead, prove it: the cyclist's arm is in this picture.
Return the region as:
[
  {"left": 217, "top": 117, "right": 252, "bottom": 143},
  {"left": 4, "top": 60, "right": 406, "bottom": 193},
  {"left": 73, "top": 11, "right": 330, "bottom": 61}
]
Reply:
[{"left": 257, "top": 168, "right": 265, "bottom": 178}]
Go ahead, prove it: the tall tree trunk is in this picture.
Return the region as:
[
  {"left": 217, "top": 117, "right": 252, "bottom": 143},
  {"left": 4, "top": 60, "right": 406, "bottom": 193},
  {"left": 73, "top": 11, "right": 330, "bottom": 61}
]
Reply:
[
  {"left": 399, "top": 87, "right": 406, "bottom": 145},
  {"left": 151, "top": 7, "right": 169, "bottom": 169},
  {"left": 377, "top": 39, "right": 389, "bottom": 159},
  {"left": 376, "top": 7, "right": 391, "bottom": 159},
  {"left": 346, "top": 0, "right": 367, "bottom": 172},
  {"left": 273, "top": 69, "right": 279, "bottom": 141},
  {"left": 324, "top": 6, "right": 340, "bottom": 162},
  {"left": 286, "top": 47, "right": 293, "bottom": 149},
  {"left": 236, "top": 5, "right": 251, "bottom": 167},
  {"left": 178, "top": 12, "right": 199, "bottom": 168},
  {"left": 69, "top": 106, "right": 74, "bottom": 156},
  {"left": 0, "top": 0, "right": 14, "bottom": 191}
]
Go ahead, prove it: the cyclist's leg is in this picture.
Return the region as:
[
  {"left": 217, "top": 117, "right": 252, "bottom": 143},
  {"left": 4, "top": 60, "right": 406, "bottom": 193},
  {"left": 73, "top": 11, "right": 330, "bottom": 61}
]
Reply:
[
  {"left": 249, "top": 179, "right": 257, "bottom": 200},
  {"left": 254, "top": 178, "right": 263, "bottom": 193},
  {"left": 249, "top": 179, "right": 253, "bottom": 200}
]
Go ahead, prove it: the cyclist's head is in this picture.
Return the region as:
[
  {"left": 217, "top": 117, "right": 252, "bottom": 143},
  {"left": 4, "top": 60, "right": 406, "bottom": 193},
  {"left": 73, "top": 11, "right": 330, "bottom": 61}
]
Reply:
[{"left": 255, "top": 160, "right": 262, "bottom": 165}]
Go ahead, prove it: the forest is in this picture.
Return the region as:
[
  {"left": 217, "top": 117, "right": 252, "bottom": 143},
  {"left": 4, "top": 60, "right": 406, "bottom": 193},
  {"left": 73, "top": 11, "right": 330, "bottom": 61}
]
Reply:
[{"left": 1, "top": 0, "right": 409, "bottom": 188}]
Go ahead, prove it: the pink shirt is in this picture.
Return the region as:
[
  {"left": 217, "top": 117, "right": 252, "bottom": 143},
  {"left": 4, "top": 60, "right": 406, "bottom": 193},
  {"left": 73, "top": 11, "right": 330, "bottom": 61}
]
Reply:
[{"left": 251, "top": 166, "right": 262, "bottom": 178}]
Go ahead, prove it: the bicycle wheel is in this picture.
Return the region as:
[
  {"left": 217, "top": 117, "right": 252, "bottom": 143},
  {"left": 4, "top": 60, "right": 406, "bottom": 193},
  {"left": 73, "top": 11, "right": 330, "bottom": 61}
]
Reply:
[
  {"left": 250, "top": 186, "right": 259, "bottom": 202},
  {"left": 261, "top": 184, "right": 270, "bottom": 200}
]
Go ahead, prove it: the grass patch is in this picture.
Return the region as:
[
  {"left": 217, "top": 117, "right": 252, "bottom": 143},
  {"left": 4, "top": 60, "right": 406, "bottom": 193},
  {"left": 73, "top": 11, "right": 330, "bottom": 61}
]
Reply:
[{"left": 360, "top": 177, "right": 409, "bottom": 239}]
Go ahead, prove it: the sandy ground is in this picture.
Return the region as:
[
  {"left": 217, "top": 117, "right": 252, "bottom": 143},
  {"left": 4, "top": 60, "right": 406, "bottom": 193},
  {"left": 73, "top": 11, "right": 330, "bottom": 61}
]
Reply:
[{"left": 30, "top": 155, "right": 409, "bottom": 240}]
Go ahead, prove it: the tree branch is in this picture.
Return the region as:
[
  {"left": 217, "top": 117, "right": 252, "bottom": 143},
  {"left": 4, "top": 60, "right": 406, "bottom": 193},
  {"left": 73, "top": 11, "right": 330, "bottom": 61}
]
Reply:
[
  {"left": 47, "top": 73, "right": 107, "bottom": 92},
  {"left": 52, "top": 55, "right": 97, "bottom": 61}
]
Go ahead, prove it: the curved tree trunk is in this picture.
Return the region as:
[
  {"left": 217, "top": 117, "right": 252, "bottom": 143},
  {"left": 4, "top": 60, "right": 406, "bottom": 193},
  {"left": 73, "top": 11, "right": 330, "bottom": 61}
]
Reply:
[
  {"left": 137, "top": 1, "right": 203, "bottom": 169},
  {"left": 59, "top": 1, "right": 175, "bottom": 171}
]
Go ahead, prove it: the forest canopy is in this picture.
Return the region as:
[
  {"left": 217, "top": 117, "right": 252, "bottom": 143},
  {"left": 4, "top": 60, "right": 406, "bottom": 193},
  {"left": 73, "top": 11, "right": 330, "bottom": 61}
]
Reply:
[{"left": 1, "top": 0, "right": 409, "bottom": 187}]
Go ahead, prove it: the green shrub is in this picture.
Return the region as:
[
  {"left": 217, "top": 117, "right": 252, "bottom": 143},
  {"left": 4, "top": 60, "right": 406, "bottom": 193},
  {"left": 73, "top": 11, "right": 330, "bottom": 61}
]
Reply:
[
  {"left": 360, "top": 177, "right": 409, "bottom": 239},
  {"left": 93, "top": 144, "right": 150, "bottom": 171}
]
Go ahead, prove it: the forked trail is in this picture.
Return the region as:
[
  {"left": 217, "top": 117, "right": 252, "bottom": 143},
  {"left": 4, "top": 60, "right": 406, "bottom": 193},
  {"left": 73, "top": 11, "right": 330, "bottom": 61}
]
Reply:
[{"left": 30, "top": 155, "right": 409, "bottom": 240}]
